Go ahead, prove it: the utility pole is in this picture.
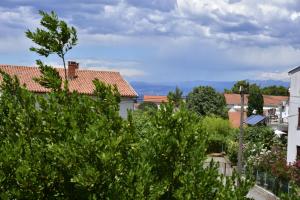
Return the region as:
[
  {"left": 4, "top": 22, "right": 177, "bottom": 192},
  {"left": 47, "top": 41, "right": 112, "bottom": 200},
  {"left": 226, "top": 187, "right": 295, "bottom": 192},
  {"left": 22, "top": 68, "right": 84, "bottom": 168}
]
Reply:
[{"left": 237, "top": 86, "right": 245, "bottom": 186}]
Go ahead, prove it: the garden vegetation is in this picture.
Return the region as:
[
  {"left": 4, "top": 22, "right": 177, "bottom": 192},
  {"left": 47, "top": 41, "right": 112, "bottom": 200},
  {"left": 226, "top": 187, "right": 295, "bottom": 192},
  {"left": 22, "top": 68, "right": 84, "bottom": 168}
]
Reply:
[{"left": 0, "top": 10, "right": 255, "bottom": 199}]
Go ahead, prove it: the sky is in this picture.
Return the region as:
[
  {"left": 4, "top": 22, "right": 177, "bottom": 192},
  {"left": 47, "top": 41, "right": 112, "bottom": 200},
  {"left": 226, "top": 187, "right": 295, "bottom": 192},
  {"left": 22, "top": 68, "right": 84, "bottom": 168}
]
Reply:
[{"left": 1, "top": 0, "right": 300, "bottom": 83}]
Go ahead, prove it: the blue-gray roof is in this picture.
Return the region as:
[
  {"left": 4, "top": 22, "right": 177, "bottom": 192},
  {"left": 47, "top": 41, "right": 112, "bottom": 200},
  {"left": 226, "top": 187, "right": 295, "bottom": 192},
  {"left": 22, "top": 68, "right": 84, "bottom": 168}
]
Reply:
[
  {"left": 288, "top": 66, "right": 300, "bottom": 75},
  {"left": 245, "top": 115, "right": 266, "bottom": 125}
]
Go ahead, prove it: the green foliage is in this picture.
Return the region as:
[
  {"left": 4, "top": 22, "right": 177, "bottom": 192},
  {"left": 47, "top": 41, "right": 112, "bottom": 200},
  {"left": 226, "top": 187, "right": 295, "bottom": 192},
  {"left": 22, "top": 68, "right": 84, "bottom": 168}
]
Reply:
[
  {"left": 138, "top": 101, "right": 158, "bottom": 111},
  {"left": 261, "top": 85, "right": 289, "bottom": 96},
  {"left": 226, "top": 80, "right": 250, "bottom": 94},
  {"left": 227, "top": 140, "right": 239, "bottom": 165},
  {"left": 279, "top": 183, "right": 300, "bottom": 200},
  {"left": 26, "top": 10, "right": 77, "bottom": 80},
  {"left": 244, "top": 126, "right": 275, "bottom": 146},
  {"left": 33, "top": 60, "right": 62, "bottom": 92},
  {"left": 167, "top": 87, "right": 183, "bottom": 107},
  {"left": 201, "top": 116, "right": 233, "bottom": 153},
  {"left": 243, "top": 126, "right": 275, "bottom": 168},
  {"left": 247, "top": 84, "right": 264, "bottom": 116},
  {"left": 0, "top": 10, "right": 254, "bottom": 199},
  {"left": 227, "top": 81, "right": 288, "bottom": 97},
  {"left": 187, "top": 86, "right": 228, "bottom": 118},
  {"left": 200, "top": 116, "right": 239, "bottom": 164},
  {"left": 26, "top": 10, "right": 77, "bottom": 58},
  {"left": 0, "top": 71, "right": 254, "bottom": 199}
]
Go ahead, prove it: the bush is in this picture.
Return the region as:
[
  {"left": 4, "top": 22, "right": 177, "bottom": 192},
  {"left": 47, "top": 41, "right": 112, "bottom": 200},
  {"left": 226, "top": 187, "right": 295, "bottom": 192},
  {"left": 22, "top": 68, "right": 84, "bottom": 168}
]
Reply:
[
  {"left": 138, "top": 101, "right": 158, "bottom": 111},
  {"left": 200, "top": 116, "right": 234, "bottom": 153},
  {"left": 0, "top": 72, "right": 253, "bottom": 199}
]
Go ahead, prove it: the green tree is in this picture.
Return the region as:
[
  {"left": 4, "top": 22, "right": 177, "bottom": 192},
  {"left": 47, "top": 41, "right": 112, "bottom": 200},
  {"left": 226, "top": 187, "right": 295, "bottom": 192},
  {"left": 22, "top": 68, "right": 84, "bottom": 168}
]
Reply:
[
  {"left": 132, "top": 103, "right": 253, "bottom": 199},
  {"left": 247, "top": 84, "right": 264, "bottom": 116},
  {"left": 187, "top": 86, "right": 228, "bottom": 118},
  {"left": 138, "top": 101, "right": 158, "bottom": 111},
  {"left": 167, "top": 86, "right": 183, "bottom": 107},
  {"left": 201, "top": 116, "right": 234, "bottom": 153},
  {"left": 26, "top": 10, "right": 77, "bottom": 81},
  {"left": 226, "top": 80, "right": 250, "bottom": 94},
  {"left": 261, "top": 85, "right": 289, "bottom": 96}
]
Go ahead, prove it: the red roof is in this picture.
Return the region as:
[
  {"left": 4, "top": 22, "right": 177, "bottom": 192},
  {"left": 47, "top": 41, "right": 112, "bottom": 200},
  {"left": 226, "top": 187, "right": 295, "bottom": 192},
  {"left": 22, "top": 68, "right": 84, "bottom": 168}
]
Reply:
[
  {"left": 0, "top": 65, "right": 137, "bottom": 97},
  {"left": 224, "top": 93, "right": 288, "bottom": 106},
  {"left": 143, "top": 95, "right": 168, "bottom": 103},
  {"left": 263, "top": 95, "right": 289, "bottom": 106}
]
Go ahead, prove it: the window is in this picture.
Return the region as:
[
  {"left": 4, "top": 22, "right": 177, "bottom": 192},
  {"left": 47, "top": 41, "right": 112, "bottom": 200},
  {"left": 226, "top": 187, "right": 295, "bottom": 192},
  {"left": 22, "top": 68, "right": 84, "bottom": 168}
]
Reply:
[
  {"left": 297, "top": 146, "right": 300, "bottom": 160},
  {"left": 298, "top": 108, "right": 300, "bottom": 128}
]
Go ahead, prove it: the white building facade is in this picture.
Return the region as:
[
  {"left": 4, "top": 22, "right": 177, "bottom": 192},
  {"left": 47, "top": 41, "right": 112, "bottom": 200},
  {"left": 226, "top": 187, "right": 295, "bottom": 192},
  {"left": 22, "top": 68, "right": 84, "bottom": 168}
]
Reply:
[
  {"left": 287, "top": 67, "right": 300, "bottom": 163},
  {"left": 119, "top": 97, "right": 135, "bottom": 118}
]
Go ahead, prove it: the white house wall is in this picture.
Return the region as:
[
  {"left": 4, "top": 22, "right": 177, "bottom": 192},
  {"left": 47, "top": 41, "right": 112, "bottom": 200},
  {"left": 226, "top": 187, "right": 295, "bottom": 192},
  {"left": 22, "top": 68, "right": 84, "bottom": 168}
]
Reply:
[
  {"left": 287, "top": 72, "right": 300, "bottom": 163},
  {"left": 119, "top": 97, "right": 135, "bottom": 118}
]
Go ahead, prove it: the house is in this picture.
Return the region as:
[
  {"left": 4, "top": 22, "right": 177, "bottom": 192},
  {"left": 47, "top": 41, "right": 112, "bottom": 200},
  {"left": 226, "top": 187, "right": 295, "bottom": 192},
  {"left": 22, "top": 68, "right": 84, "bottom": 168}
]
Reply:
[
  {"left": 224, "top": 93, "right": 289, "bottom": 128},
  {"left": 143, "top": 95, "right": 168, "bottom": 105},
  {"left": 133, "top": 95, "right": 168, "bottom": 110},
  {"left": 0, "top": 62, "right": 138, "bottom": 118},
  {"left": 287, "top": 66, "right": 300, "bottom": 163}
]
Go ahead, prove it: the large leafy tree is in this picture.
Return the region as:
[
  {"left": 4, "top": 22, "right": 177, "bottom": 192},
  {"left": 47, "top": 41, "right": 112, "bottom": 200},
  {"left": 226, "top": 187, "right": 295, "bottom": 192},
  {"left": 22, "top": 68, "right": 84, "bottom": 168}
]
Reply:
[
  {"left": 186, "top": 86, "right": 228, "bottom": 118},
  {"left": 261, "top": 85, "right": 289, "bottom": 96},
  {"left": 247, "top": 84, "right": 264, "bottom": 116},
  {"left": 225, "top": 80, "right": 250, "bottom": 94},
  {"left": 26, "top": 10, "right": 77, "bottom": 81},
  {"left": 227, "top": 81, "right": 289, "bottom": 97}
]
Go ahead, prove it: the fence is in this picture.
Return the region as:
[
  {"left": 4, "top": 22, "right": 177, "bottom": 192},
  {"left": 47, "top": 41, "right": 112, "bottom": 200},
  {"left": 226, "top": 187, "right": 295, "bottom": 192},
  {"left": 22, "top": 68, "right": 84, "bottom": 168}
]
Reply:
[
  {"left": 204, "top": 155, "right": 234, "bottom": 177},
  {"left": 255, "top": 170, "right": 290, "bottom": 196}
]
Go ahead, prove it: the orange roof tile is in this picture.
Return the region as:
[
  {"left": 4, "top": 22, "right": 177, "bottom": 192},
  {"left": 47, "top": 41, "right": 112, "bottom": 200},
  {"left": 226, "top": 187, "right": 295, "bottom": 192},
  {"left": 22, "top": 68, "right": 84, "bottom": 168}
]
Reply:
[
  {"left": 263, "top": 95, "right": 289, "bottom": 106},
  {"left": 224, "top": 93, "right": 288, "bottom": 106},
  {"left": 143, "top": 95, "right": 168, "bottom": 103},
  {"left": 0, "top": 65, "right": 137, "bottom": 97},
  {"left": 224, "top": 94, "right": 248, "bottom": 105}
]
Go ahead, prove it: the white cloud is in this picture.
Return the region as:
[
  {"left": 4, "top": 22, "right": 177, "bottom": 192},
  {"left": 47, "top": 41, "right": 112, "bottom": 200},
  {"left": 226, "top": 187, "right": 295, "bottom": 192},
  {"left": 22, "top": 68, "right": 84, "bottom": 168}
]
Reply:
[
  {"left": 1, "top": 0, "right": 300, "bottom": 81},
  {"left": 256, "top": 71, "right": 289, "bottom": 81},
  {"left": 40, "top": 58, "right": 145, "bottom": 78},
  {"left": 291, "top": 12, "right": 300, "bottom": 21},
  {"left": 226, "top": 45, "right": 300, "bottom": 68},
  {"left": 76, "top": 58, "right": 145, "bottom": 77},
  {"left": 87, "top": 67, "right": 145, "bottom": 77},
  {"left": 0, "top": 6, "right": 38, "bottom": 36}
]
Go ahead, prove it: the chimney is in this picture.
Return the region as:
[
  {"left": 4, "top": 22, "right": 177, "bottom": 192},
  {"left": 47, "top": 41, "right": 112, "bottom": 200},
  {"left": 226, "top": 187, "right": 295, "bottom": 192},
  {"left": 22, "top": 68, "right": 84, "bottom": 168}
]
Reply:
[{"left": 68, "top": 61, "right": 79, "bottom": 79}]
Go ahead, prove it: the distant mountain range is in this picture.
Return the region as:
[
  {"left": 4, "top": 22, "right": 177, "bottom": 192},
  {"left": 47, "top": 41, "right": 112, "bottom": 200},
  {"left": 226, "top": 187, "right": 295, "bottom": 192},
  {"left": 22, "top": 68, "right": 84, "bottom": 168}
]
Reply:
[{"left": 130, "top": 80, "right": 290, "bottom": 96}]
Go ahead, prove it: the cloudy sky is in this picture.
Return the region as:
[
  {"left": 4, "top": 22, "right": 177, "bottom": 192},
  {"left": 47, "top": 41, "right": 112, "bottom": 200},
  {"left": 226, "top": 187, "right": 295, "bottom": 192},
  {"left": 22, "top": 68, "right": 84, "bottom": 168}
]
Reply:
[{"left": 1, "top": 0, "right": 300, "bottom": 82}]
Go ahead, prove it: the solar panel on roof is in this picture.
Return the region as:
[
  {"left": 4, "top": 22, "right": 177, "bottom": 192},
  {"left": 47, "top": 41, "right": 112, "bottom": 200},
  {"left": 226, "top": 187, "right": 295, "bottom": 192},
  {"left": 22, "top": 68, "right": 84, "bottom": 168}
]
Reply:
[{"left": 245, "top": 115, "right": 265, "bottom": 125}]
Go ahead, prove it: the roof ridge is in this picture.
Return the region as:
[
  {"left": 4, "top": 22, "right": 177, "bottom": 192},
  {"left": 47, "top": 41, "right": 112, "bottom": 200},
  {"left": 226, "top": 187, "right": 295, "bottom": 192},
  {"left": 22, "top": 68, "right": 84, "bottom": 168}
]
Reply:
[
  {"left": 0, "top": 64, "right": 138, "bottom": 97},
  {"left": 0, "top": 64, "right": 123, "bottom": 73}
]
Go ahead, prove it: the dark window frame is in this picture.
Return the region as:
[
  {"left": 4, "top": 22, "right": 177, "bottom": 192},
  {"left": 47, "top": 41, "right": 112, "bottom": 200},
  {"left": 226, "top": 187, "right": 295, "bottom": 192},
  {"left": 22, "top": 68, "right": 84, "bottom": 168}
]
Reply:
[{"left": 298, "top": 108, "right": 300, "bottom": 128}]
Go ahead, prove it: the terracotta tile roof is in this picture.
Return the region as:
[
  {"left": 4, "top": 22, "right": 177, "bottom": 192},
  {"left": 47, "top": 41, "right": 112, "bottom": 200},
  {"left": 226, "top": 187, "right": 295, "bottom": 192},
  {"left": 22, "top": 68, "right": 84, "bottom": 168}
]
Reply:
[
  {"left": 0, "top": 65, "right": 138, "bottom": 97},
  {"left": 143, "top": 95, "right": 168, "bottom": 103},
  {"left": 263, "top": 95, "right": 289, "bottom": 106},
  {"left": 224, "top": 94, "right": 248, "bottom": 105},
  {"left": 224, "top": 93, "right": 288, "bottom": 106},
  {"left": 228, "top": 111, "right": 247, "bottom": 128}
]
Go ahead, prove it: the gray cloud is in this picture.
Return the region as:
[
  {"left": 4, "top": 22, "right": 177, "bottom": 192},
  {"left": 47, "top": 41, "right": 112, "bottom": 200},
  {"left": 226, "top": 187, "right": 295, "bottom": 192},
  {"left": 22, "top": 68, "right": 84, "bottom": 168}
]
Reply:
[
  {"left": 1, "top": 0, "right": 300, "bottom": 47},
  {"left": 126, "top": 0, "right": 177, "bottom": 12},
  {"left": 1, "top": 0, "right": 300, "bottom": 81}
]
